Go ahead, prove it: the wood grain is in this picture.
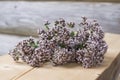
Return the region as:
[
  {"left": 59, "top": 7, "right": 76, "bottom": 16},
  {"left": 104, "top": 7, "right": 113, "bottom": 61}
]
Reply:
[{"left": 0, "top": 55, "right": 33, "bottom": 80}]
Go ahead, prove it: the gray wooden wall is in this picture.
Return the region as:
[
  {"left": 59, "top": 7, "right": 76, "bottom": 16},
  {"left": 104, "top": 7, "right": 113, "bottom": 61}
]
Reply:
[{"left": 0, "top": 0, "right": 120, "bottom": 2}]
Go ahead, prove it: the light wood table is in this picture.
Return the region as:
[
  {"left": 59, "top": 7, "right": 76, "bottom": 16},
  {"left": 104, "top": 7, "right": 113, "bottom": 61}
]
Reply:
[{"left": 0, "top": 33, "right": 120, "bottom": 80}]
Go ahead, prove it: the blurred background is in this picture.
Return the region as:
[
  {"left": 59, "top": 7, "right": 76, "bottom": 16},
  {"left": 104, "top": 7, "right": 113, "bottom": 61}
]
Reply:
[
  {"left": 0, "top": 0, "right": 120, "bottom": 79},
  {"left": 0, "top": 1, "right": 120, "bottom": 53}
]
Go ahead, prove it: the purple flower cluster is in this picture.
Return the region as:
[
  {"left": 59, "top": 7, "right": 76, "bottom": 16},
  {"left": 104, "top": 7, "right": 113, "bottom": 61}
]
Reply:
[{"left": 9, "top": 17, "right": 108, "bottom": 68}]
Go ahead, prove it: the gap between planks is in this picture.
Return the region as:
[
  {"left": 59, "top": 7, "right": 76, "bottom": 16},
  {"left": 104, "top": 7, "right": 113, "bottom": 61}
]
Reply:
[{"left": 10, "top": 67, "right": 35, "bottom": 80}]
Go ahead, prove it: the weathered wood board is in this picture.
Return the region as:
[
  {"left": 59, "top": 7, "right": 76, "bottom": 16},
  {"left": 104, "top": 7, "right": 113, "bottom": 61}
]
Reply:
[
  {"left": 0, "top": 33, "right": 120, "bottom": 80},
  {"left": 0, "top": 2, "right": 120, "bottom": 37},
  {"left": 0, "top": 55, "right": 33, "bottom": 80}
]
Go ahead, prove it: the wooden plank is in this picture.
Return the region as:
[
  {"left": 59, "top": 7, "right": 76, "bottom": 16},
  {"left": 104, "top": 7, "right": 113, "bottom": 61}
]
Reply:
[
  {"left": 15, "top": 33, "right": 120, "bottom": 80},
  {"left": 97, "top": 52, "right": 120, "bottom": 80},
  {"left": 0, "top": 55, "right": 33, "bottom": 80}
]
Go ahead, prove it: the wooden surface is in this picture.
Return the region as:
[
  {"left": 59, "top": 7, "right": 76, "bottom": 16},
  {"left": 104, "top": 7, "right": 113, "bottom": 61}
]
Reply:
[
  {"left": 0, "top": 0, "right": 120, "bottom": 2},
  {"left": 0, "top": 33, "right": 120, "bottom": 80},
  {"left": 0, "top": 55, "right": 33, "bottom": 80},
  {"left": 0, "top": 2, "right": 120, "bottom": 36}
]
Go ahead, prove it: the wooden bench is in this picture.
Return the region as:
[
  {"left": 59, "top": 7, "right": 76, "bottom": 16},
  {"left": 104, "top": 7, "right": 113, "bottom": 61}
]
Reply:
[{"left": 0, "top": 33, "right": 120, "bottom": 80}]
